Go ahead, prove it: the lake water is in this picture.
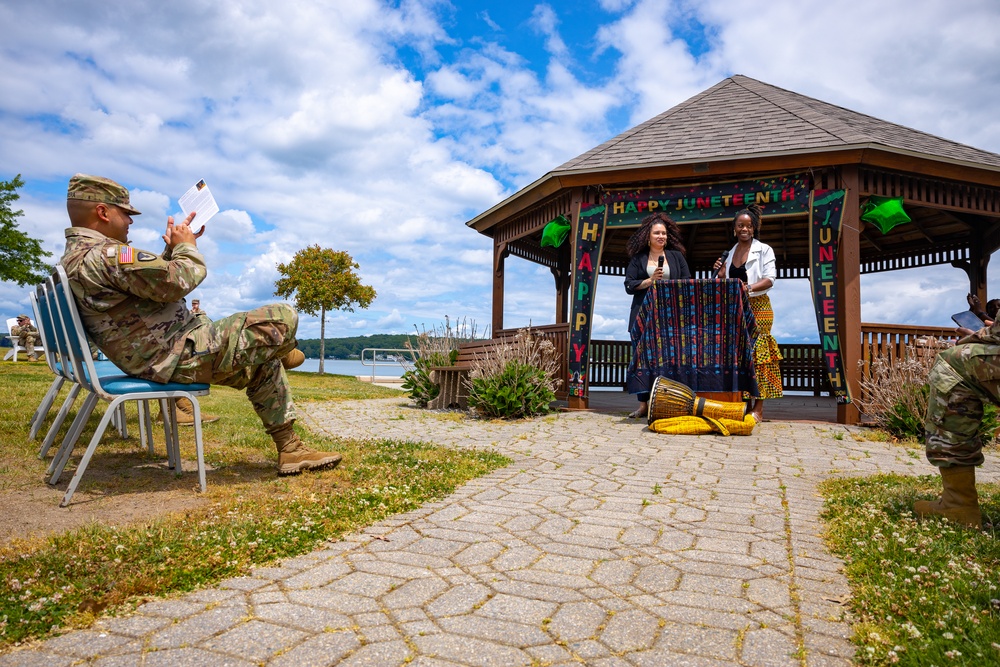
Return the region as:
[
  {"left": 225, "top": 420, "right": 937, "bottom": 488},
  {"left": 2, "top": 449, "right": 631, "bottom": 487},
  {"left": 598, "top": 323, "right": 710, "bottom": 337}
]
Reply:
[{"left": 297, "top": 358, "right": 409, "bottom": 377}]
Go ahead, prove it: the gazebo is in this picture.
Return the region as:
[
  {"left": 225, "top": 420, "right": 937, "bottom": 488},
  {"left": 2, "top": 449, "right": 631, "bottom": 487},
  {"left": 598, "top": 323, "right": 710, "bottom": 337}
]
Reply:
[{"left": 466, "top": 75, "right": 1000, "bottom": 424}]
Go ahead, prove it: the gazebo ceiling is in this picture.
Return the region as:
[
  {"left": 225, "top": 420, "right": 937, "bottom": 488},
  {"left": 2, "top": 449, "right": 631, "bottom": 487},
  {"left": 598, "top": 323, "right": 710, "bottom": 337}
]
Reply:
[
  {"left": 473, "top": 75, "right": 1000, "bottom": 280},
  {"left": 508, "top": 178, "right": 996, "bottom": 281}
]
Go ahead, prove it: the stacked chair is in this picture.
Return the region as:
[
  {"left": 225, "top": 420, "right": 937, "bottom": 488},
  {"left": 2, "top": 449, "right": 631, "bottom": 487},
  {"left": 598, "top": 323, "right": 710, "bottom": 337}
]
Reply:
[{"left": 34, "top": 265, "right": 211, "bottom": 506}]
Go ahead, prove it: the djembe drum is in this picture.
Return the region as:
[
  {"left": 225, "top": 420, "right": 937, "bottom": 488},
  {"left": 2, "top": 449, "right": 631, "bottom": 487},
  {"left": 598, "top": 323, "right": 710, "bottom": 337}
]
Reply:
[{"left": 647, "top": 376, "right": 747, "bottom": 425}]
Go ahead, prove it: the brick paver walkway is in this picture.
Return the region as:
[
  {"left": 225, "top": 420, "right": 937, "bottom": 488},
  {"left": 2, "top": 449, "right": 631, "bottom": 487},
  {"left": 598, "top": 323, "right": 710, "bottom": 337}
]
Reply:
[{"left": 1, "top": 398, "right": 962, "bottom": 666}]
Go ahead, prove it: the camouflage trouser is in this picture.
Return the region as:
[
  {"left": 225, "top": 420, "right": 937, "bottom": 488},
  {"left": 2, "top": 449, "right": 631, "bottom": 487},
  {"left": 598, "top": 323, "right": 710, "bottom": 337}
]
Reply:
[
  {"left": 170, "top": 303, "right": 298, "bottom": 432},
  {"left": 18, "top": 333, "right": 37, "bottom": 352},
  {"left": 924, "top": 343, "right": 1000, "bottom": 468}
]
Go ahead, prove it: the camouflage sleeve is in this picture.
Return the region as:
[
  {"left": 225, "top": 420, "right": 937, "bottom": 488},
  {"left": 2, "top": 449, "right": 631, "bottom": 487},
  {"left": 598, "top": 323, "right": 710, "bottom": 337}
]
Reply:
[
  {"left": 107, "top": 242, "right": 208, "bottom": 303},
  {"left": 957, "top": 319, "right": 1000, "bottom": 345}
]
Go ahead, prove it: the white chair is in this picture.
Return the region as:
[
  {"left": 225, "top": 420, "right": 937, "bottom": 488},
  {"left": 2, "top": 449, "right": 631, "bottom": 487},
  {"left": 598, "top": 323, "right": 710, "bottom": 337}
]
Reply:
[
  {"left": 44, "top": 265, "right": 211, "bottom": 507},
  {"left": 4, "top": 316, "right": 45, "bottom": 361}
]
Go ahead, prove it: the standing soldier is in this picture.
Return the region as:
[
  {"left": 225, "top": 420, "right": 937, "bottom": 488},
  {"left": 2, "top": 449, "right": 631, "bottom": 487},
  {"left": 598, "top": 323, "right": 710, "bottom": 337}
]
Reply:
[
  {"left": 61, "top": 174, "right": 341, "bottom": 475},
  {"left": 916, "top": 327, "right": 1000, "bottom": 529}
]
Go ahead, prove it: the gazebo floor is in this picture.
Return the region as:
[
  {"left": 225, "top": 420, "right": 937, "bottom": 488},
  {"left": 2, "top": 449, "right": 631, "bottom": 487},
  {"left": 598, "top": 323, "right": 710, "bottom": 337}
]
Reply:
[{"left": 558, "top": 390, "right": 841, "bottom": 424}]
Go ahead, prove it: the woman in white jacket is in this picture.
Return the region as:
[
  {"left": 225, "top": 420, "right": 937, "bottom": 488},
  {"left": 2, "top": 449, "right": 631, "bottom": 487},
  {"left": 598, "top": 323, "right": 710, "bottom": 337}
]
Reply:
[{"left": 713, "top": 203, "right": 782, "bottom": 422}]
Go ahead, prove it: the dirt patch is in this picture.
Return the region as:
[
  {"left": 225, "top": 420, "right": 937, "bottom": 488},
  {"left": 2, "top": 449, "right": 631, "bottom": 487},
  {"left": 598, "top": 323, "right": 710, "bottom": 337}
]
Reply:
[{"left": 0, "top": 460, "right": 210, "bottom": 548}]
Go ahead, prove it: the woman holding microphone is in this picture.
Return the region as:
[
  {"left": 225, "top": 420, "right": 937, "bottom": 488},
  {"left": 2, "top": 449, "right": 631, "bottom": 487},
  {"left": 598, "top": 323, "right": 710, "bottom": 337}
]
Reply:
[
  {"left": 624, "top": 212, "right": 691, "bottom": 418},
  {"left": 714, "top": 203, "right": 782, "bottom": 422}
]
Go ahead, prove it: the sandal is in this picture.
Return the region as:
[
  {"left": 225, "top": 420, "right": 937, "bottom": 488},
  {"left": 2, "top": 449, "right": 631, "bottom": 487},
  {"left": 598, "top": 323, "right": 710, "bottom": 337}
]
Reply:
[{"left": 628, "top": 408, "right": 647, "bottom": 419}]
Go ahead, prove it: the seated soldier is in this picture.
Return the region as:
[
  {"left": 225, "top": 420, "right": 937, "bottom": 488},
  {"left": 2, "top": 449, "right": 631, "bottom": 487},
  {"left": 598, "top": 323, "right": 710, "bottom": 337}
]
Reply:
[
  {"left": 11, "top": 314, "right": 39, "bottom": 361},
  {"left": 60, "top": 174, "right": 340, "bottom": 475}
]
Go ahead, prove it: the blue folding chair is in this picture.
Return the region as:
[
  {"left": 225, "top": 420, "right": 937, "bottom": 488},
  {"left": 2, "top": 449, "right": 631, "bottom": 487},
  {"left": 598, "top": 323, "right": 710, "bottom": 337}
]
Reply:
[
  {"left": 28, "top": 289, "right": 66, "bottom": 442},
  {"left": 46, "top": 265, "right": 211, "bottom": 507},
  {"left": 32, "top": 278, "right": 133, "bottom": 459}
]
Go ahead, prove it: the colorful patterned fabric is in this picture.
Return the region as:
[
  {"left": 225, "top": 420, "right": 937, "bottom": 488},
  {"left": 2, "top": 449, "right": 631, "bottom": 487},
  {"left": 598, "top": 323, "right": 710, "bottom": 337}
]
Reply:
[
  {"left": 747, "top": 294, "right": 783, "bottom": 400},
  {"left": 627, "top": 279, "right": 759, "bottom": 396}
]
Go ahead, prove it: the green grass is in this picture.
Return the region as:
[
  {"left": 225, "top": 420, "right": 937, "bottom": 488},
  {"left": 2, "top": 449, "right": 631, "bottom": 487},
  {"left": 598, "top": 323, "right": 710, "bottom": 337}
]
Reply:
[
  {"left": 820, "top": 474, "right": 1000, "bottom": 665},
  {"left": 0, "top": 365, "right": 509, "bottom": 647}
]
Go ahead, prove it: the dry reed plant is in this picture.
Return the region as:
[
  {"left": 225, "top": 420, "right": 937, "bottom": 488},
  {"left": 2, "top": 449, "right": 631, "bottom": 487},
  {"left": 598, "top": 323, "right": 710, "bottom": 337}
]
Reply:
[
  {"left": 405, "top": 316, "right": 480, "bottom": 364},
  {"left": 856, "top": 337, "right": 951, "bottom": 436},
  {"left": 466, "top": 328, "right": 561, "bottom": 387},
  {"left": 465, "top": 328, "right": 563, "bottom": 418},
  {"left": 402, "top": 317, "right": 483, "bottom": 407}
]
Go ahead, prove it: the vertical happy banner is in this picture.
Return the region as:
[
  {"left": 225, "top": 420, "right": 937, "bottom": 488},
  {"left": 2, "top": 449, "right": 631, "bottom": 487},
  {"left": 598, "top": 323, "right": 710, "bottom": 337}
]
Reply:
[
  {"left": 567, "top": 202, "right": 607, "bottom": 398},
  {"left": 809, "top": 189, "right": 852, "bottom": 404}
]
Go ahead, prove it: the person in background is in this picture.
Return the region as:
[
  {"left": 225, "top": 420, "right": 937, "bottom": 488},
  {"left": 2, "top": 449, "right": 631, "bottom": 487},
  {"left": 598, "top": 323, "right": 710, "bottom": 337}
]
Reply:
[
  {"left": 714, "top": 203, "right": 782, "bottom": 423},
  {"left": 965, "top": 293, "right": 999, "bottom": 324},
  {"left": 191, "top": 299, "right": 202, "bottom": 314},
  {"left": 11, "top": 314, "right": 39, "bottom": 362},
  {"left": 624, "top": 212, "right": 691, "bottom": 419},
  {"left": 61, "top": 174, "right": 339, "bottom": 476}
]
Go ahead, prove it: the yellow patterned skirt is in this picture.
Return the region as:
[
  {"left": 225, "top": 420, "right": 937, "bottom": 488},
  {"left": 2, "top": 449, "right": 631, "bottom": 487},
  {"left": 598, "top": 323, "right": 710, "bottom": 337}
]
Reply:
[{"left": 747, "top": 294, "right": 783, "bottom": 400}]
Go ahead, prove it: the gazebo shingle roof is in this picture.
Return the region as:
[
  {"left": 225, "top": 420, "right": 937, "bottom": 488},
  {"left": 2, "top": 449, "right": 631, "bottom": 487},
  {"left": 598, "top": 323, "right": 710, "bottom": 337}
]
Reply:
[{"left": 556, "top": 75, "right": 1000, "bottom": 173}]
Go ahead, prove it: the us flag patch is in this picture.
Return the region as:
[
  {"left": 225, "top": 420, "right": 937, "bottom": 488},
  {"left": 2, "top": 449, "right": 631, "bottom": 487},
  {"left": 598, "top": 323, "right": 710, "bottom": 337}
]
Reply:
[{"left": 118, "top": 245, "right": 134, "bottom": 264}]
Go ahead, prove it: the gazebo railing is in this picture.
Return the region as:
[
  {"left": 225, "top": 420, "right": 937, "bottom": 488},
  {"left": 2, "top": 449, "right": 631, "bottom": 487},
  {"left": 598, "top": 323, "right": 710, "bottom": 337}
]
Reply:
[{"left": 483, "top": 321, "right": 960, "bottom": 400}]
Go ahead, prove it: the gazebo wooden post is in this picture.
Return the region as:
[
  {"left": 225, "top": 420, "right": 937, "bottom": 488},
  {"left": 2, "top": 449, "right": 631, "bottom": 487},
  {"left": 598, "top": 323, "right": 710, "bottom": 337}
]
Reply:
[
  {"left": 970, "top": 229, "right": 989, "bottom": 304},
  {"left": 552, "top": 242, "right": 571, "bottom": 324},
  {"left": 838, "top": 166, "right": 862, "bottom": 424},
  {"left": 492, "top": 241, "right": 508, "bottom": 337}
]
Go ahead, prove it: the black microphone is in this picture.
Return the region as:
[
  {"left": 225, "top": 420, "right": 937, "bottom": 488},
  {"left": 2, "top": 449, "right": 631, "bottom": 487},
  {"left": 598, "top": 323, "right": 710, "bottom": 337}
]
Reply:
[
  {"left": 657, "top": 255, "right": 664, "bottom": 268},
  {"left": 716, "top": 249, "right": 729, "bottom": 276}
]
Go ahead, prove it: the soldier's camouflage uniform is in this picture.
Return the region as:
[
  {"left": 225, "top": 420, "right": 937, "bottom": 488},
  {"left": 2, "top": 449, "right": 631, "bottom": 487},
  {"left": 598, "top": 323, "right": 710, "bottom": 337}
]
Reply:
[
  {"left": 925, "top": 325, "right": 1000, "bottom": 468},
  {"left": 62, "top": 227, "right": 297, "bottom": 432},
  {"left": 10, "top": 322, "right": 38, "bottom": 352}
]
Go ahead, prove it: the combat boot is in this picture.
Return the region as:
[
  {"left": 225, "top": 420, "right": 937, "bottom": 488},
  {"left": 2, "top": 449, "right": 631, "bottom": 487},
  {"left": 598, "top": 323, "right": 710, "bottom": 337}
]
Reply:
[
  {"left": 282, "top": 349, "right": 305, "bottom": 370},
  {"left": 155, "top": 397, "right": 220, "bottom": 425},
  {"left": 913, "top": 465, "right": 982, "bottom": 530},
  {"left": 271, "top": 422, "right": 342, "bottom": 476},
  {"left": 174, "top": 397, "right": 220, "bottom": 425}
]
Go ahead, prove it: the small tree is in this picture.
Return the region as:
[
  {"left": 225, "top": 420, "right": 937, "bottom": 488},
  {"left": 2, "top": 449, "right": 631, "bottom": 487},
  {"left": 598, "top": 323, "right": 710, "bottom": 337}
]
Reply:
[
  {"left": 1, "top": 175, "right": 52, "bottom": 286},
  {"left": 275, "top": 245, "right": 376, "bottom": 374}
]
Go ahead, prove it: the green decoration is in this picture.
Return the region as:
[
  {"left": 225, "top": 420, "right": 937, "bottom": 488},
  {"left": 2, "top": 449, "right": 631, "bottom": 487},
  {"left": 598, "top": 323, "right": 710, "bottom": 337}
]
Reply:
[
  {"left": 540, "top": 215, "right": 571, "bottom": 248},
  {"left": 860, "top": 196, "right": 911, "bottom": 234}
]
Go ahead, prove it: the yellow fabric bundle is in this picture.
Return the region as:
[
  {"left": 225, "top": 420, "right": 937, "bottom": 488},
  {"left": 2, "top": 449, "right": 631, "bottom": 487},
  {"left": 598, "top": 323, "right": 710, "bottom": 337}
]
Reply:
[{"left": 649, "top": 414, "right": 756, "bottom": 436}]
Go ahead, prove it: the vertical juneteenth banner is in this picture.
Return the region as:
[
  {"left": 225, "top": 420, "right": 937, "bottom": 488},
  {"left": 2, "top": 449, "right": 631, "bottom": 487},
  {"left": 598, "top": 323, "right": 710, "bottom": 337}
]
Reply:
[
  {"left": 567, "top": 203, "right": 607, "bottom": 398},
  {"left": 809, "top": 189, "right": 852, "bottom": 404}
]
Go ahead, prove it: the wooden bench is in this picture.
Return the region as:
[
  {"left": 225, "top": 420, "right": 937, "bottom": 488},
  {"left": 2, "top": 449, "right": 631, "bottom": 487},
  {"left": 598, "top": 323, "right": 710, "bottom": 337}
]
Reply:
[{"left": 426, "top": 339, "right": 502, "bottom": 410}]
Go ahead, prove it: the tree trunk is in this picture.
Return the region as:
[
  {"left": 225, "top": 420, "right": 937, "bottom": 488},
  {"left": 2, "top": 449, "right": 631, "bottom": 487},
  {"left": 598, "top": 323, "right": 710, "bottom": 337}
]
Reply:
[{"left": 318, "top": 306, "right": 326, "bottom": 374}]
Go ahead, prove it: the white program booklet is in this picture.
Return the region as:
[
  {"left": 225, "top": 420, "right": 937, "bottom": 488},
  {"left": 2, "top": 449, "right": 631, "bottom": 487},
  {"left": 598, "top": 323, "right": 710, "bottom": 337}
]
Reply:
[{"left": 178, "top": 179, "right": 219, "bottom": 231}]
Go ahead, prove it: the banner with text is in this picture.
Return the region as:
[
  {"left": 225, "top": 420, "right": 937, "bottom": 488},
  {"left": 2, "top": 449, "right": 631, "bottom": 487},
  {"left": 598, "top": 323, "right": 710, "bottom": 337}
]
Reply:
[
  {"left": 809, "top": 189, "right": 852, "bottom": 404},
  {"left": 602, "top": 173, "right": 812, "bottom": 227},
  {"left": 567, "top": 203, "right": 608, "bottom": 399}
]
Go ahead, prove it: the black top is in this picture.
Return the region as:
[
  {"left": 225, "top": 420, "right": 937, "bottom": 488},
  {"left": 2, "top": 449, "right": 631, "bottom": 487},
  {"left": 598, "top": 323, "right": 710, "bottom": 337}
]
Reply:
[
  {"left": 728, "top": 262, "right": 748, "bottom": 283},
  {"left": 624, "top": 249, "right": 691, "bottom": 334}
]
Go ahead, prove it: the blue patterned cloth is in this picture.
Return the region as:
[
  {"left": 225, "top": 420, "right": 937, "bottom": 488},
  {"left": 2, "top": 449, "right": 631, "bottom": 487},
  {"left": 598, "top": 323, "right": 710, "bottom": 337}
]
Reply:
[{"left": 627, "top": 279, "right": 760, "bottom": 396}]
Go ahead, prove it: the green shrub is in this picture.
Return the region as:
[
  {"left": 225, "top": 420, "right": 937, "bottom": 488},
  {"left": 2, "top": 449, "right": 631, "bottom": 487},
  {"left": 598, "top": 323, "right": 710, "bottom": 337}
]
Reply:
[
  {"left": 402, "top": 317, "right": 479, "bottom": 408},
  {"left": 881, "top": 383, "right": 928, "bottom": 439},
  {"left": 468, "top": 361, "right": 556, "bottom": 419},
  {"left": 466, "top": 328, "right": 561, "bottom": 419},
  {"left": 401, "top": 351, "right": 456, "bottom": 407}
]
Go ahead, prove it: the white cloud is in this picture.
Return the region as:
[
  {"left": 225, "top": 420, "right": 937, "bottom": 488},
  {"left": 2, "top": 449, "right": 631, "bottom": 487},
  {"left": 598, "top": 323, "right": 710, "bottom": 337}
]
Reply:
[{"left": 2, "top": 0, "right": 999, "bottom": 349}]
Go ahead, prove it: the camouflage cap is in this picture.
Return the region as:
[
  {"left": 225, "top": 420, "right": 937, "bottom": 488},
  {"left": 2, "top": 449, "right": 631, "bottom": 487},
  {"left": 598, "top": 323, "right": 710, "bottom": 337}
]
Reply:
[
  {"left": 67, "top": 174, "right": 142, "bottom": 215},
  {"left": 16, "top": 314, "right": 30, "bottom": 320}
]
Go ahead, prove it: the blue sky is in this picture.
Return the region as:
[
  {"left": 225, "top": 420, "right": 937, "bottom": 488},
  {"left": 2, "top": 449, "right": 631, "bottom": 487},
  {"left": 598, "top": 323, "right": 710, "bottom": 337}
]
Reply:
[{"left": 3, "top": 0, "right": 1000, "bottom": 344}]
